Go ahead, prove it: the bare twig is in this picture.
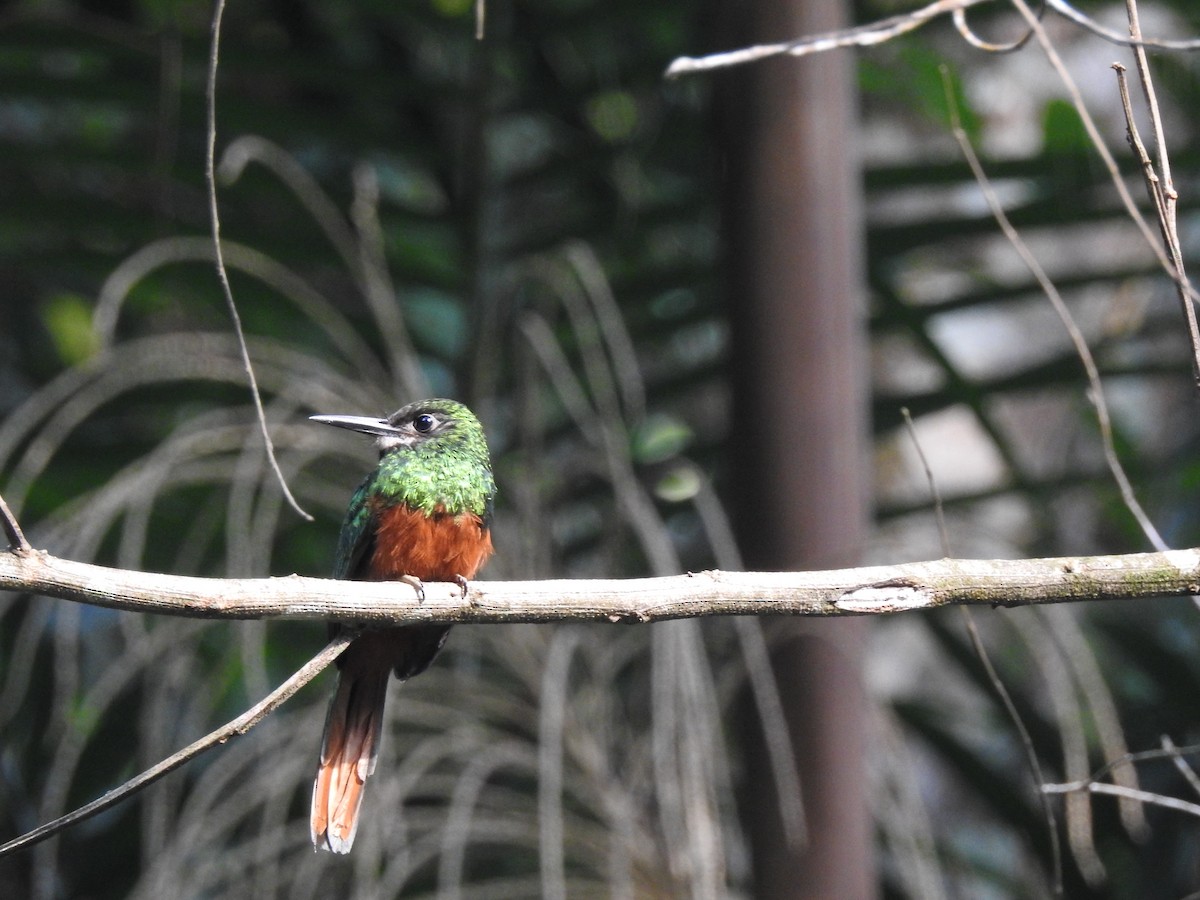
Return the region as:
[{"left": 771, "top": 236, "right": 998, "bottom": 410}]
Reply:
[
  {"left": 1161, "top": 736, "right": 1200, "bottom": 800},
  {"left": 1041, "top": 782, "right": 1200, "bottom": 819},
  {"left": 216, "top": 139, "right": 432, "bottom": 397},
  {"left": 666, "top": 0, "right": 990, "bottom": 77},
  {"left": 1114, "top": 60, "right": 1200, "bottom": 384},
  {"left": 1046, "top": 0, "right": 1200, "bottom": 51},
  {"left": 952, "top": 3, "right": 1035, "bottom": 53},
  {"left": 1037, "top": 738, "right": 1200, "bottom": 832},
  {"left": 964, "top": 612, "right": 1065, "bottom": 894},
  {"left": 204, "top": 0, "right": 312, "bottom": 522},
  {"left": 899, "top": 408, "right": 951, "bottom": 554},
  {"left": 665, "top": 0, "right": 1200, "bottom": 78},
  {"left": 3, "top": 533, "right": 1199, "bottom": 624},
  {"left": 1004, "top": 0, "right": 1200, "bottom": 372},
  {"left": 1124, "top": 1, "right": 1173, "bottom": 189},
  {"left": 1114, "top": 67, "right": 1170, "bottom": 251},
  {"left": 0, "top": 632, "right": 354, "bottom": 858},
  {"left": 0, "top": 492, "right": 30, "bottom": 553},
  {"left": 942, "top": 66, "right": 1167, "bottom": 552},
  {"left": 901, "top": 405, "right": 1063, "bottom": 894},
  {"left": 1045, "top": 738, "right": 1200, "bottom": 787},
  {"left": 667, "top": 0, "right": 1200, "bottom": 380}
]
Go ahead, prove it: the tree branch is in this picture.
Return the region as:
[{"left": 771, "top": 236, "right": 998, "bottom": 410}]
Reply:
[
  {"left": 2, "top": 545, "right": 1198, "bottom": 624},
  {"left": 1041, "top": 782, "right": 1200, "bottom": 820},
  {"left": 664, "top": 0, "right": 1200, "bottom": 78},
  {"left": 0, "top": 632, "right": 353, "bottom": 858},
  {"left": 0, "top": 494, "right": 30, "bottom": 553}
]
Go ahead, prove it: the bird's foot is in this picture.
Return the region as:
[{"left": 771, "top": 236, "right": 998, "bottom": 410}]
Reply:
[
  {"left": 401, "top": 574, "right": 426, "bottom": 603},
  {"left": 453, "top": 574, "right": 472, "bottom": 603}
]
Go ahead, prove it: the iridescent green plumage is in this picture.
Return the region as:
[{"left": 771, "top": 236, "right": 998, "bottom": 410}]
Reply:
[
  {"left": 330, "top": 398, "right": 496, "bottom": 580},
  {"left": 310, "top": 398, "right": 496, "bottom": 854}
]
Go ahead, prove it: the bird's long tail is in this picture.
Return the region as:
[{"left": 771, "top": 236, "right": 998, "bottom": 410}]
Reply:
[{"left": 311, "top": 665, "right": 390, "bottom": 853}]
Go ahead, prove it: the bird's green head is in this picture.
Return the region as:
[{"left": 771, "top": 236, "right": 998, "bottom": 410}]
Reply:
[{"left": 311, "top": 398, "right": 495, "bottom": 517}]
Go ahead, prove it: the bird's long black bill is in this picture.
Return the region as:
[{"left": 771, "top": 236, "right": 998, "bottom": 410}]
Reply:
[{"left": 309, "top": 414, "right": 400, "bottom": 438}]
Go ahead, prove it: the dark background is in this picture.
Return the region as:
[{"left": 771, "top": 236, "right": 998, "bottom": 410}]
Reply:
[{"left": 4, "top": 0, "right": 1200, "bottom": 896}]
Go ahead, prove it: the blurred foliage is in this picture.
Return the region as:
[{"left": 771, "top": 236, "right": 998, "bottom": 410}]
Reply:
[
  {"left": 1, "top": 1, "right": 737, "bottom": 897},
  {"left": 4, "top": 0, "right": 1200, "bottom": 898},
  {"left": 862, "top": 2, "right": 1200, "bottom": 897}
]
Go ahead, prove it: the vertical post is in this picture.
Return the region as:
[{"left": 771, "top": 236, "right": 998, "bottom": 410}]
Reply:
[{"left": 718, "top": 0, "right": 874, "bottom": 896}]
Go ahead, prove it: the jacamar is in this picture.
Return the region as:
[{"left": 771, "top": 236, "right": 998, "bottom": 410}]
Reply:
[{"left": 308, "top": 398, "right": 496, "bottom": 854}]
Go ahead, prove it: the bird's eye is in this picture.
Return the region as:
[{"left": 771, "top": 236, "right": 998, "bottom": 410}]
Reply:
[{"left": 413, "top": 413, "right": 437, "bottom": 434}]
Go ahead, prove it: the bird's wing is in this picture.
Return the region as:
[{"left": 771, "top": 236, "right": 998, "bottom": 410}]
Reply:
[{"left": 333, "top": 477, "right": 377, "bottom": 581}]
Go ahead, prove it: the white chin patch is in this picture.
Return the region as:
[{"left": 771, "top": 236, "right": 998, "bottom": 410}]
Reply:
[{"left": 376, "top": 434, "right": 413, "bottom": 452}]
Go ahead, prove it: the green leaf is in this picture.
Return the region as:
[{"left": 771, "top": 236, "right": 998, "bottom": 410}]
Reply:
[
  {"left": 1041, "top": 97, "right": 1091, "bottom": 156},
  {"left": 655, "top": 464, "right": 700, "bottom": 502},
  {"left": 631, "top": 413, "right": 692, "bottom": 464},
  {"left": 41, "top": 292, "right": 99, "bottom": 364},
  {"left": 585, "top": 89, "right": 639, "bottom": 144}
]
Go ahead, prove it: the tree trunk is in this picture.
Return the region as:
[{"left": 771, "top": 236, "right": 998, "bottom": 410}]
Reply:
[{"left": 717, "top": 0, "right": 874, "bottom": 896}]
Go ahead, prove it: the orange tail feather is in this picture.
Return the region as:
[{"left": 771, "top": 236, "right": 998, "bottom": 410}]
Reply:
[{"left": 311, "top": 666, "right": 390, "bottom": 853}]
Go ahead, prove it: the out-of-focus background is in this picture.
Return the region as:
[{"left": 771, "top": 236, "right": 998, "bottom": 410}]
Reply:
[{"left": 3, "top": 1, "right": 1200, "bottom": 896}]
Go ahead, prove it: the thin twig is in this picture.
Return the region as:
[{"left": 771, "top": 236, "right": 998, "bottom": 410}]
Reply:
[
  {"left": 963, "top": 611, "right": 1064, "bottom": 895},
  {"left": 901, "top": 404, "right": 1063, "bottom": 895},
  {"left": 664, "top": 0, "right": 1200, "bottom": 78},
  {"left": 1113, "top": 57, "right": 1200, "bottom": 384},
  {"left": 0, "top": 632, "right": 354, "bottom": 858},
  {"left": 942, "top": 66, "right": 1167, "bottom": 553},
  {"left": 1046, "top": 0, "right": 1200, "bottom": 51},
  {"left": 1161, "top": 736, "right": 1200, "bottom": 801},
  {"left": 666, "top": 0, "right": 990, "bottom": 77},
  {"left": 1041, "top": 781, "right": 1200, "bottom": 819},
  {"left": 1114, "top": 66, "right": 1170, "bottom": 238},
  {"left": 1037, "top": 738, "right": 1200, "bottom": 832},
  {"left": 1050, "top": 738, "right": 1200, "bottom": 788},
  {"left": 204, "top": 0, "right": 312, "bottom": 522},
  {"left": 1005, "top": 0, "right": 1200, "bottom": 363},
  {"left": 952, "top": 3, "right": 1035, "bottom": 53},
  {"left": 0, "top": 492, "right": 30, "bottom": 553},
  {"left": 668, "top": 0, "right": 1200, "bottom": 378},
  {"left": 899, "top": 408, "right": 950, "bottom": 554},
  {"left": 1124, "top": 0, "right": 1173, "bottom": 191}
]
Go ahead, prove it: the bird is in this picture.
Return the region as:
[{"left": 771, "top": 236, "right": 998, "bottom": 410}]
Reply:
[{"left": 308, "top": 398, "right": 496, "bottom": 854}]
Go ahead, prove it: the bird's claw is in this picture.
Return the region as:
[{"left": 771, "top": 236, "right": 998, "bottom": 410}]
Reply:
[
  {"left": 401, "top": 574, "right": 426, "bottom": 604},
  {"left": 453, "top": 574, "right": 472, "bottom": 603}
]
